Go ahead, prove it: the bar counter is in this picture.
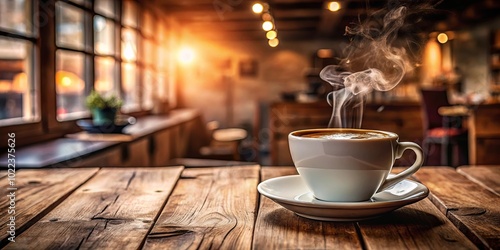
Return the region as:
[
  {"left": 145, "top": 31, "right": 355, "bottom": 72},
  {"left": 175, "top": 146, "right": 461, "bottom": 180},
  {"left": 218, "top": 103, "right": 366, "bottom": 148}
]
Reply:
[{"left": 1, "top": 163, "right": 498, "bottom": 249}]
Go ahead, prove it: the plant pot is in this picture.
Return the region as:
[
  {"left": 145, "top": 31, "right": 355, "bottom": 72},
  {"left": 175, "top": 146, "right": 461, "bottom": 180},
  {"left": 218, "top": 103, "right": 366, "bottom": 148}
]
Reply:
[{"left": 91, "top": 108, "right": 117, "bottom": 125}]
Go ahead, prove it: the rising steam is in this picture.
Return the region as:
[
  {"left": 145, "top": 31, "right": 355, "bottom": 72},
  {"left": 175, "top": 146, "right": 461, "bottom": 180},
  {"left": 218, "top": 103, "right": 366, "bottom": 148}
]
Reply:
[{"left": 321, "top": 4, "right": 421, "bottom": 128}]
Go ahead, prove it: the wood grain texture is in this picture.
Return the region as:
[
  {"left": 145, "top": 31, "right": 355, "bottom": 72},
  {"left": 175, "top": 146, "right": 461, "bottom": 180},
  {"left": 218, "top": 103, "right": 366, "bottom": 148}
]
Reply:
[
  {"left": 457, "top": 166, "right": 500, "bottom": 196},
  {"left": 359, "top": 199, "right": 477, "bottom": 249},
  {"left": 254, "top": 167, "right": 362, "bottom": 250},
  {"left": 414, "top": 167, "right": 500, "bottom": 249},
  {"left": 144, "top": 165, "right": 260, "bottom": 250},
  {"left": 4, "top": 167, "right": 183, "bottom": 250},
  {"left": 468, "top": 104, "right": 500, "bottom": 165},
  {"left": 0, "top": 168, "right": 99, "bottom": 246}
]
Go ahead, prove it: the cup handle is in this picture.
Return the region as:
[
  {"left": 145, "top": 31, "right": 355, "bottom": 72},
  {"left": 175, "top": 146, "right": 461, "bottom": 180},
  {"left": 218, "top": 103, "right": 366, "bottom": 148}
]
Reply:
[{"left": 377, "top": 141, "right": 424, "bottom": 192}]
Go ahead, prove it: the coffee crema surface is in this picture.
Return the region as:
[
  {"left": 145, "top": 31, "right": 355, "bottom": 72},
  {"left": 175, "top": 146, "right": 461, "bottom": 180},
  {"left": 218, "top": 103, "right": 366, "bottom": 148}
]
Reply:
[{"left": 301, "top": 131, "right": 391, "bottom": 140}]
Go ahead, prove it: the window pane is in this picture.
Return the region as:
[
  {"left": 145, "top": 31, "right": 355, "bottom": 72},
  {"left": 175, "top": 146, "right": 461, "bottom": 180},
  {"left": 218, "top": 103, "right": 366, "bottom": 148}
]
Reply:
[
  {"left": 56, "top": 50, "right": 86, "bottom": 119},
  {"left": 122, "top": 0, "right": 138, "bottom": 28},
  {"left": 0, "top": 0, "right": 32, "bottom": 35},
  {"left": 122, "top": 28, "right": 137, "bottom": 62},
  {"left": 94, "top": 15, "right": 115, "bottom": 55},
  {"left": 157, "top": 72, "right": 167, "bottom": 101},
  {"left": 122, "top": 63, "right": 140, "bottom": 111},
  {"left": 56, "top": 2, "right": 85, "bottom": 50},
  {"left": 157, "top": 23, "right": 164, "bottom": 42},
  {"left": 69, "top": 0, "right": 90, "bottom": 7},
  {"left": 157, "top": 46, "right": 166, "bottom": 70},
  {"left": 95, "top": 0, "right": 115, "bottom": 18},
  {"left": 95, "top": 57, "right": 117, "bottom": 97},
  {"left": 143, "top": 39, "right": 154, "bottom": 66},
  {"left": 0, "top": 36, "right": 37, "bottom": 124},
  {"left": 142, "top": 69, "right": 154, "bottom": 109},
  {"left": 142, "top": 10, "right": 154, "bottom": 37}
]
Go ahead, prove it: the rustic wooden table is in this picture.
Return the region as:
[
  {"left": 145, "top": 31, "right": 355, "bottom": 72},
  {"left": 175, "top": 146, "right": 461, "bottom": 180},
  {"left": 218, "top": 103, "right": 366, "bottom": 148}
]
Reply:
[{"left": 1, "top": 165, "right": 498, "bottom": 249}]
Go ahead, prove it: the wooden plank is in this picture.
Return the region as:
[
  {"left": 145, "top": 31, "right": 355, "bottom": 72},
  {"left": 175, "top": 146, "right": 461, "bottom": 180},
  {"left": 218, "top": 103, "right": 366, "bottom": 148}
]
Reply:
[
  {"left": 458, "top": 166, "right": 500, "bottom": 196},
  {"left": 4, "top": 167, "right": 183, "bottom": 249},
  {"left": 257, "top": 167, "right": 475, "bottom": 249},
  {"left": 254, "top": 167, "right": 362, "bottom": 249},
  {"left": 359, "top": 199, "right": 477, "bottom": 249},
  {"left": 0, "top": 168, "right": 99, "bottom": 246},
  {"left": 144, "top": 165, "right": 260, "bottom": 249},
  {"left": 414, "top": 167, "right": 500, "bottom": 249}
]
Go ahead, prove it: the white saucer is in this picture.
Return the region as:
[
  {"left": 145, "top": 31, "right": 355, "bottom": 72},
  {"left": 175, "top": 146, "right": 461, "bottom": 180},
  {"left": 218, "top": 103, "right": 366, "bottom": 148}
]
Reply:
[{"left": 257, "top": 175, "right": 429, "bottom": 221}]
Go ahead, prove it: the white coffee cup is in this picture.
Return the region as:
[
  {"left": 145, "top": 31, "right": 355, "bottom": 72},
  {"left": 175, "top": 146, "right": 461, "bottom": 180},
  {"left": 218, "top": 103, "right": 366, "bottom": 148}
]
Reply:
[{"left": 288, "top": 128, "right": 423, "bottom": 202}]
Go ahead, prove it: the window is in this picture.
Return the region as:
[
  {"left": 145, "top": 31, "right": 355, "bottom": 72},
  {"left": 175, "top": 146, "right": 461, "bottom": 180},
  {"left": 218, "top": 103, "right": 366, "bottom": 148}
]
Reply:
[
  {"left": 121, "top": 27, "right": 139, "bottom": 111},
  {"left": 0, "top": 0, "right": 33, "bottom": 35},
  {"left": 55, "top": 1, "right": 89, "bottom": 121},
  {"left": 0, "top": 0, "right": 38, "bottom": 125},
  {"left": 94, "top": 14, "right": 118, "bottom": 98},
  {"left": 1, "top": 0, "right": 175, "bottom": 139},
  {"left": 95, "top": 0, "right": 115, "bottom": 19},
  {"left": 95, "top": 56, "right": 117, "bottom": 96},
  {"left": 122, "top": 0, "right": 138, "bottom": 28},
  {"left": 55, "top": 0, "right": 121, "bottom": 121},
  {"left": 94, "top": 16, "right": 115, "bottom": 56},
  {"left": 56, "top": 2, "right": 85, "bottom": 50},
  {"left": 56, "top": 50, "right": 87, "bottom": 118}
]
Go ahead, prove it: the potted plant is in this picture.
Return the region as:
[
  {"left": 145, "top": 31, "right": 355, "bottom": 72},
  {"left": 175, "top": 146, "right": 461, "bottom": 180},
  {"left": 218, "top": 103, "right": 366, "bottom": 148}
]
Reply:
[{"left": 85, "top": 91, "right": 123, "bottom": 125}]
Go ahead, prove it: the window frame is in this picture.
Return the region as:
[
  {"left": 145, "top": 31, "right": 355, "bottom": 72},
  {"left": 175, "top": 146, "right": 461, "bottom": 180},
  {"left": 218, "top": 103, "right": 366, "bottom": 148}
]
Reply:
[
  {"left": 0, "top": 0, "right": 42, "bottom": 146},
  {"left": 0, "top": 0, "right": 172, "bottom": 148}
]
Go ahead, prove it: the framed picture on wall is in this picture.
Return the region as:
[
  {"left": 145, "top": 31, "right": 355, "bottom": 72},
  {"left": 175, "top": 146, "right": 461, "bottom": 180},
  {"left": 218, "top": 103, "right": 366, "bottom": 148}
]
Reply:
[{"left": 239, "top": 59, "right": 258, "bottom": 77}]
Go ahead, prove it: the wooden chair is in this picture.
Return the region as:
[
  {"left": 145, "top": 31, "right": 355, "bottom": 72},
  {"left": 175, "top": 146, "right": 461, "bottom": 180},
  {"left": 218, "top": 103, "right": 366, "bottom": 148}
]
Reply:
[
  {"left": 420, "top": 88, "right": 468, "bottom": 167},
  {"left": 189, "top": 120, "right": 248, "bottom": 161}
]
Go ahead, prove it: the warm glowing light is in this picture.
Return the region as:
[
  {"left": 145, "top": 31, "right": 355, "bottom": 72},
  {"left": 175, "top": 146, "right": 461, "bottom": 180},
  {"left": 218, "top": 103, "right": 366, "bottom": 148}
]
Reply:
[
  {"left": 178, "top": 47, "right": 195, "bottom": 64},
  {"left": 268, "top": 38, "right": 279, "bottom": 47},
  {"left": 327, "top": 1, "right": 341, "bottom": 12},
  {"left": 266, "top": 30, "right": 277, "bottom": 39},
  {"left": 262, "top": 13, "right": 272, "bottom": 21},
  {"left": 123, "top": 42, "right": 136, "bottom": 61},
  {"left": 56, "top": 71, "right": 84, "bottom": 94},
  {"left": 317, "top": 49, "right": 333, "bottom": 58},
  {"left": 95, "top": 80, "right": 112, "bottom": 92},
  {"left": 252, "top": 3, "right": 263, "bottom": 13},
  {"left": 423, "top": 39, "right": 442, "bottom": 81},
  {"left": 62, "top": 76, "right": 72, "bottom": 86},
  {"left": 437, "top": 33, "right": 448, "bottom": 44},
  {"left": 12, "top": 72, "right": 27, "bottom": 92},
  {"left": 262, "top": 21, "right": 273, "bottom": 31}
]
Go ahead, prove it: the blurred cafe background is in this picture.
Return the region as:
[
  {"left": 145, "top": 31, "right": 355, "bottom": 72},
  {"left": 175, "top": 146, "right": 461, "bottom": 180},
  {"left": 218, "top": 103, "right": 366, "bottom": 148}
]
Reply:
[{"left": 0, "top": 0, "right": 499, "bottom": 168}]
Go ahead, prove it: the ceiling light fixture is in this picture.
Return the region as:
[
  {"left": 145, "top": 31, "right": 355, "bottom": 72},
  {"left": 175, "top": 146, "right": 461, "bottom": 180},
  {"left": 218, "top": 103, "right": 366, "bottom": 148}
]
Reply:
[
  {"left": 262, "top": 21, "right": 273, "bottom": 31},
  {"left": 268, "top": 38, "right": 279, "bottom": 47},
  {"left": 327, "top": 1, "right": 341, "bottom": 12},
  {"left": 437, "top": 33, "right": 448, "bottom": 44},
  {"left": 253, "top": 2, "right": 279, "bottom": 47},
  {"left": 266, "top": 30, "right": 277, "bottom": 40},
  {"left": 261, "top": 12, "right": 273, "bottom": 21},
  {"left": 252, "top": 3, "right": 264, "bottom": 14}
]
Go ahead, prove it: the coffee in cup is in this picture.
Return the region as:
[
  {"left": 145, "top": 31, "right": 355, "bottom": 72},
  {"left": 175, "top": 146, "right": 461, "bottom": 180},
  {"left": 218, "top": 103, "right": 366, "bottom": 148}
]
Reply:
[{"left": 288, "top": 128, "right": 423, "bottom": 202}]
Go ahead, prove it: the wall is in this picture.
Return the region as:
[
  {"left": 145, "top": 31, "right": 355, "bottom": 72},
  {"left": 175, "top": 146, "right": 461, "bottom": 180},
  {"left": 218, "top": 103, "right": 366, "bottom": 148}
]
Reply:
[
  {"left": 453, "top": 17, "right": 500, "bottom": 95},
  {"left": 177, "top": 37, "right": 347, "bottom": 130},
  {"left": 176, "top": 17, "right": 500, "bottom": 132}
]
